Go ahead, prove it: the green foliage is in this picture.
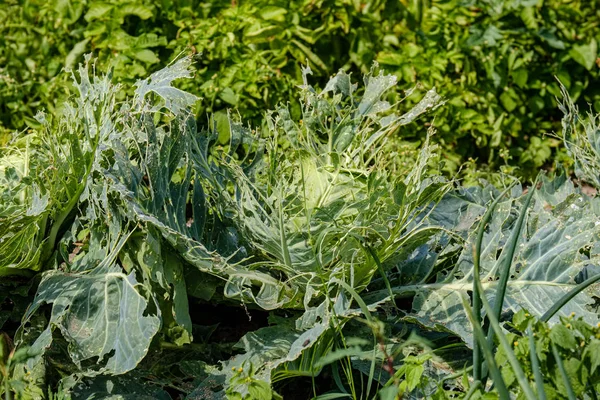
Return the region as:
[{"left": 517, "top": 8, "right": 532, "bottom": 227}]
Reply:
[
  {"left": 0, "top": 56, "right": 454, "bottom": 398},
  {"left": 1, "top": 40, "right": 600, "bottom": 398},
  {"left": 3, "top": 0, "right": 600, "bottom": 176},
  {"left": 496, "top": 311, "right": 600, "bottom": 398},
  {"left": 372, "top": 0, "right": 600, "bottom": 176},
  {"left": 558, "top": 82, "right": 600, "bottom": 190},
  {"left": 0, "top": 335, "right": 45, "bottom": 400}
]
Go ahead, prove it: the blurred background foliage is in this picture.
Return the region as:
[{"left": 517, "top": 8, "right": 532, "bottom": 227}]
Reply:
[{"left": 1, "top": 0, "right": 599, "bottom": 177}]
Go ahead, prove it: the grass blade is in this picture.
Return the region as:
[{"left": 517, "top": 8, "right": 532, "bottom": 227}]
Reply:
[
  {"left": 333, "top": 279, "right": 373, "bottom": 323},
  {"left": 527, "top": 322, "right": 547, "bottom": 400},
  {"left": 481, "top": 177, "right": 537, "bottom": 385},
  {"left": 475, "top": 279, "right": 538, "bottom": 400},
  {"left": 472, "top": 182, "right": 516, "bottom": 380},
  {"left": 487, "top": 177, "right": 537, "bottom": 334},
  {"left": 551, "top": 343, "right": 577, "bottom": 400},
  {"left": 312, "top": 393, "right": 352, "bottom": 400},
  {"left": 460, "top": 294, "right": 511, "bottom": 400},
  {"left": 365, "top": 245, "right": 394, "bottom": 307}
]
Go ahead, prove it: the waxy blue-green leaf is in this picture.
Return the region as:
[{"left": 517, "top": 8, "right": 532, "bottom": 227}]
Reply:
[
  {"left": 364, "top": 175, "right": 600, "bottom": 348},
  {"left": 24, "top": 266, "right": 160, "bottom": 375}
]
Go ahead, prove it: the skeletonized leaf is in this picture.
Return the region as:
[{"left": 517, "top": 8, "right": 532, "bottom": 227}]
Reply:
[{"left": 134, "top": 57, "right": 199, "bottom": 113}]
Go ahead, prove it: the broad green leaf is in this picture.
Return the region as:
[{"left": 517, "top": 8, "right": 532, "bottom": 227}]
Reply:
[
  {"left": 550, "top": 324, "right": 577, "bottom": 350},
  {"left": 569, "top": 39, "right": 598, "bottom": 70},
  {"left": 358, "top": 68, "right": 397, "bottom": 116},
  {"left": 259, "top": 6, "right": 287, "bottom": 22},
  {"left": 585, "top": 339, "right": 600, "bottom": 374},
  {"left": 219, "top": 87, "right": 238, "bottom": 105},
  {"left": 133, "top": 49, "right": 160, "bottom": 64},
  {"left": 500, "top": 90, "right": 518, "bottom": 112},
  {"left": 84, "top": 3, "right": 113, "bottom": 21},
  {"left": 119, "top": 4, "right": 154, "bottom": 20},
  {"left": 23, "top": 266, "right": 160, "bottom": 375},
  {"left": 538, "top": 28, "right": 565, "bottom": 50}
]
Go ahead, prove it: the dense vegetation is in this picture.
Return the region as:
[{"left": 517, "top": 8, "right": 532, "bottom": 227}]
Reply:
[
  {"left": 1, "top": 1, "right": 600, "bottom": 399},
  {"left": 2, "top": 0, "right": 600, "bottom": 175}
]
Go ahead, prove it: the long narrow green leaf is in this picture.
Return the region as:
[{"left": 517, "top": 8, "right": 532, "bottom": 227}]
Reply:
[
  {"left": 460, "top": 295, "right": 510, "bottom": 400},
  {"left": 481, "top": 178, "right": 537, "bottom": 385},
  {"left": 488, "top": 178, "right": 537, "bottom": 332},
  {"left": 473, "top": 183, "right": 516, "bottom": 380},
  {"left": 333, "top": 279, "right": 373, "bottom": 323},
  {"left": 365, "top": 245, "right": 394, "bottom": 307},
  {"left": 527, "top": 323, "right": 547, "bottom": 400},
  {"left": 551, "top": 343, "right": 577, "bottom": 400},
  {"left": 475, "top": 279, "right": 537, "bottom": 400},
  {"left": 312, "top": 393, "right": 352, "bottom": 400}
]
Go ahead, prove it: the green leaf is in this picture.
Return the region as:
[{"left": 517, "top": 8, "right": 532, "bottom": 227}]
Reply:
[
  {"left": 23, "top": 267, "right": 160, "bottom": 375},
  {"left": 259, "top": 6, "right": 287, "bottom": 22},
  {"left": 69, "top": 374, "right": 171, "bottom": 399},
  {"left": 290, "top": 39, "right": 328, "bottom": 72},
  {"left": 550, "top": 324, "right": 577, "bottom": 350},
  {"left": 404, "top": 363, "right": 424, "bottom": 392},
  {"left": 376, "top": 52, "right": 404, "bottom": 66},
  {"left": 512, "top": 69, "right": 528, "bottom": 89},
  {"left": 538, "top": 28, "right": 566, "bottom": 50},
  {"left": 378, "top": 386, "right": 398, "bottom": 400},
  {"left": 569, "top": 39, "right": 598, "bottom": 70},
  {"left": 500, "top": 89, "right": 518, "bottom": 112},
  {"left": 244, "top": 23, "right": 280, "bottom": 40},
  {"left": 84, "top": 3, "right": 113, "bottom": 21},
  {"left": 248, "top": 380, "right": 272, "bottom": 400},
  {"left": 133, "top": 49, "right": 160, "bottom": 64},
  {"left": 119, "top": 4, "right": 154, "bottom": 20},
  {"left": 585, "top": 339, "right": 600, "bottom": 374},
  {"left": 134, "top": 56, "right": 199, "bottom": 113},
  {"left": 358, "top": 70, "right": 397, "bottom": 116},
  {"left": 65, "top": 39, "right": 90, "bottom": 69},
  {"left": 219, "top": 87, "right": 238, "bottom": 106}
]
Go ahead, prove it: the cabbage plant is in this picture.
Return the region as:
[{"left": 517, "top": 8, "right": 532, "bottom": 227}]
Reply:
[{"left": 1, "top": 57, "right": 599, "bottom": 399}]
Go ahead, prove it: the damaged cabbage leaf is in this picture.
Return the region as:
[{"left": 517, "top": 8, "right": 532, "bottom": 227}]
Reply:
[
  {"left": 365, "top": 174, "right": 600, "bottom": 347},
  {"left": 15, "top": 55, "right": 200, "bottom": 377},
  {"left": 21, "top": 223, "right": 160, "bottom": 375},
  {"left": 0, "top": 144, "right": 48, "bottom": 276},
  {"left": 212, "top": 65, "right": 449, "bottom": 310},
  {"left": 558, "top": 83, "right": 600, "bottom": 190},
  {"left": 9, "top": 55, "right": 467, "bottom": 397}
]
